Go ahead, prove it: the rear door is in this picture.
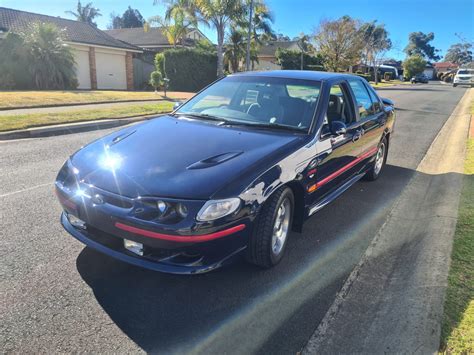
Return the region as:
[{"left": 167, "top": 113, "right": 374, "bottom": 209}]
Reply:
[{"left": 347, "top": 78, "right": 386, "bottom": 166}]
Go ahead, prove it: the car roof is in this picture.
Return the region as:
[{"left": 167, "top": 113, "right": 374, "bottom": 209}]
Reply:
[{"left": 229, "top": 70, "right": 359, "bottom": 82}]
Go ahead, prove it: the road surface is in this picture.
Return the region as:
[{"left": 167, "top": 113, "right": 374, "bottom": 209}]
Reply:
[{"left": 0, "top": 82, "right": 468, "bottom": 353}]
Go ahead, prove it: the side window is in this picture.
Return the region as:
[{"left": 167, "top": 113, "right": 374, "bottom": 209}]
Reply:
[
  {"left": 364, "top": 83, "right": 382, "bottom": 113},
  {"left": 322, "top": 84, "right": 354, "bottom": 136},
  {"left": 348, "top": 79, "right": 373, "bottom": 119}
]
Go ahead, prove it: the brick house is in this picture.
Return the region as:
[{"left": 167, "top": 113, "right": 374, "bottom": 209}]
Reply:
[{"left": 0, "top": 7, "right": 142, "bottom": 90}]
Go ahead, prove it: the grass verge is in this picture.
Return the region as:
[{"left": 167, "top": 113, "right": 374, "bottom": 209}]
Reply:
[
  {"left": 0, "top": 90, "right": 192, "bottom": 109},
  {"left": 440, "top": 106, "right": 474, "bottom": 353},
  {"left": 0, "top": 102, "right": 173, "bottom": 132}
]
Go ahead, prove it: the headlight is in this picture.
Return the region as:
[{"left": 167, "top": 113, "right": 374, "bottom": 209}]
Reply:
[{"left": 197, "top": 198, "right": 241, "bottom": 221}]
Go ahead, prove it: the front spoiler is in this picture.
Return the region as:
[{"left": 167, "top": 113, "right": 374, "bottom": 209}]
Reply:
[{"left": 61, "top": 212, "right": 246, "bottom": 274}]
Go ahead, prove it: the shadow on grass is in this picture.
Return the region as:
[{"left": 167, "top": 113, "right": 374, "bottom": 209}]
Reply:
[{"left": 440, "top": 173, "right": 474, "bottom": 352}]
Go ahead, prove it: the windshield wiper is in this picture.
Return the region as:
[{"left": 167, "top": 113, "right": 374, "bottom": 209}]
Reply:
[
  {"left": 173, "top": 112, "right": 229, "bottom": 123},
  {"left": 223, "top": 121, "right": 306, "bottom": 133}
]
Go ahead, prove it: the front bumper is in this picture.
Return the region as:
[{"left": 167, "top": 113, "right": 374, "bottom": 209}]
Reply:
[{"left": 61, "top": 212, "right": 248, "bottom": 274}]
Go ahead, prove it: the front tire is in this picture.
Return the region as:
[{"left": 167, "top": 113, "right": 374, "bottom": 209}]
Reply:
[
  {"left": 453, "top": 83, "right": 458, "bottom": 87},
  {"left": 364, "top": 137, "right": 388, "bottom": 181},
  {"left": 246, "top": 187, "right": 294, "bottom": 268}
]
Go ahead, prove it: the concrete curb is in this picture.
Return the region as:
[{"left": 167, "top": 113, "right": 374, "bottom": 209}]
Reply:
[
  {"left": 0, "top": 114, "right": 162, "bottom": 141},
  {"left": 303, "top": 88, "right": 473, "bottom": 354}
]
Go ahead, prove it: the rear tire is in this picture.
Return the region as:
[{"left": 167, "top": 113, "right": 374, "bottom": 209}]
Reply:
[
  {"left": 364, "top": 137, "right": 388, "bottom": 181},
  {"left": 246, "top": 187, "right": 294, "bottom": 268}
]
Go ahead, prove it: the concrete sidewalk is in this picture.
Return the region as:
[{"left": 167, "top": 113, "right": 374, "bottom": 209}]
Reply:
[{"left": 304, "top": 88, "right": 473, "bottom": 354}]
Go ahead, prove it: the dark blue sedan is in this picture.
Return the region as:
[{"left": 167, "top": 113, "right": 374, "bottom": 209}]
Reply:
[{"left": 55, "top": 71, "right": 395, "bottom": 274}]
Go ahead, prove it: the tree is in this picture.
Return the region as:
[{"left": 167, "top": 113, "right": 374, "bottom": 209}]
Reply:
[
  {"left": 360, "top": 21, "right": 392, "bottom": 84},
  {"left": 194, "top": 0, "right": 245, "bottom": 77},
  {"left": 224, "top": 27, "right": 246, "bottom": 72},
  {"left": 2, "top": 22, "right": 89, "bottom": 89},
  {"left": 444, "top": 43, "right": 473, "bottom": 64},
  {"left": 404, "top": 32, "right": 440, "bottom": 61},
  {"left": 146, "top": 12, "right": 191, "bottom": 48},
  {"left": 403, "top": 55, "right": 426, "bottom": 79},
  {"left": 314, "top": 16, "right": 364, "bottom": 72},
  {"left": 195, "top": 38, "right": 216, "bottom": 53},
  {"left": 109, "top": 7, "right": 145, "bottom": 29},
  {"left": 66, "top": 1, "right": 101, "bottom": 27}
]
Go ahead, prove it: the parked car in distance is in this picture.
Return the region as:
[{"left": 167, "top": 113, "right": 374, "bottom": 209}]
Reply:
[
  {"left": 55, "top": 71, "right": 395, "bottom": 274},
  {"left": 410, "top": 73, "right": 429, "bottom": 84},
  {"left": 453, "top": 68, "right": 474, "bottom": 87}
]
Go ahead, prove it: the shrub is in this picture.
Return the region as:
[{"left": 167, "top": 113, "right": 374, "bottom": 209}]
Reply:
[
  {"left": 384, "top": 72, "right": 392, "bottom": 81},
  {"left": 149, "top": 71, "right": 163, "bottom": 91},
  {"left": 0, "top": 23, "right": 77, "bottom": 90},
  {"left": 275, "top": 48, "right": 325, "bottom": 70},
  {"left": 154, "top": 48, "right": 217, "bottom": 92}
]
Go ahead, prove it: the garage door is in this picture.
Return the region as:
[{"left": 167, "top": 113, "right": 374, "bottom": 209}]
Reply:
[
  {"left": 95, "top": 50, "right": 127, "bottom": 90},
  {"left": 74, "top": 49, "right": 91, "bottom": 89}
]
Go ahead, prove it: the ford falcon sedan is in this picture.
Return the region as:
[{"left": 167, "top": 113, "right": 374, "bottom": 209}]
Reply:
[{"left": 55, "top": 71, "right": 395, "bottom": 274}]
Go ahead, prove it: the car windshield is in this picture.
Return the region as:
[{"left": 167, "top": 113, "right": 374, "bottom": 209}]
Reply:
[
  {"left": 458, "top": 69, "right": 474, "bottom": 75},
  {"left": 175, "top": 75, "right": 321, "bottom": 132}
]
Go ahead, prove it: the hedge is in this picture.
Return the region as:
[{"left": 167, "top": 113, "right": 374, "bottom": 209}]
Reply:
[
  {"left": 275, "top": 48, "right": 325, "bottom": 71},
  {"left": 154, "top": 48, "right": 217, "bottom": 92}
]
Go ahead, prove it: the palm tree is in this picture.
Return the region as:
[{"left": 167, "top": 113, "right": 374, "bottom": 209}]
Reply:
[
  {"left": 20, "top": 22, "right": 77, "bottom": 89},
  {"left": 194, "top": 0, "right": 245, "bottom": 77},
  {"left": 224, "top": 27, "right": 246, "bottom": 72},
  {"left": 66, "top": 1, "right": 101, "bottom": 27},
  {"left": 146, "top": 14, "right": 190, "bottom": 48}
]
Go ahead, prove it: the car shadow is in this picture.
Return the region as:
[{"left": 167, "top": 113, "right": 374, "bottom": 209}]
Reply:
[{"left": 76, "top": 164, "right": 415, "bottom": 354}]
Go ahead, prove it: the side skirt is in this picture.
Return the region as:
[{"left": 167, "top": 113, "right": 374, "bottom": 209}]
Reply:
[{"left": 307, "top": 172, "right": 366, "bottom": 217}]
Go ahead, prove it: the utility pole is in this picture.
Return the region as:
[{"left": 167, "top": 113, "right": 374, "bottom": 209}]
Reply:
[{"left": 245, "top": 0, "right": 254, "bottom": 71}]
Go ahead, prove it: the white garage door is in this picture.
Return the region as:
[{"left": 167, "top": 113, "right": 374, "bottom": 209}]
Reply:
[
  {"left": 95, "top": 50, "right": 127, "bottom": 90},
  {"left": 73, "top": 49, "right": 91, "bottom": 89}
]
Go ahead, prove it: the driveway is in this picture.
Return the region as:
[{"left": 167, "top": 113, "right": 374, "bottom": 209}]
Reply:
[{"left": 0, "top": 82, "right": 468, "bottom": 353}]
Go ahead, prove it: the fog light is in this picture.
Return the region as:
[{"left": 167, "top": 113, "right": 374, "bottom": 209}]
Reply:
[
  {"left": 176, "top": 203, "right": 188, "bottom": 218},
  {"left": 67, "top": 213, "right": 86, "bottom": 229},
  {"left": 124, "top": 239, "right": 143, "bottom": 256}
]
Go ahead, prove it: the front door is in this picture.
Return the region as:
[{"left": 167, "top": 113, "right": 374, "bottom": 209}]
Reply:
[{"left": 306, "top": 82, "right": 362, "bottom": 207}]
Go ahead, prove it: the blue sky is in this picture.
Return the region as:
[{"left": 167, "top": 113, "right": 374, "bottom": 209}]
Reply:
[{"left": 1, "top": 0, "right": 473, "bottom": 60}]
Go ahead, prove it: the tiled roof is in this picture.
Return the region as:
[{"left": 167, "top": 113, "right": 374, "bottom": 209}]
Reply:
[
  {"left": 105, "top": 27, "right": 169, "bottom": 46},
  {"left": 0, "top": 7, "right": 140, "bottom": 51},
  {"left": 433, "top": 62, "right": 459, "bottom": 69}
]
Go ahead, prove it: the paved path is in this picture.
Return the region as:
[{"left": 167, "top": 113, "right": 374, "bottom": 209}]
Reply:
[{"left": 0, "top": 82, "right": 468, "bottom": 353}]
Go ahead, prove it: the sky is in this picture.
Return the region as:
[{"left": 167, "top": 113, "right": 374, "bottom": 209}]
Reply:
[{"left": 1, "top": 0, "right": 473, "bottom": 60}]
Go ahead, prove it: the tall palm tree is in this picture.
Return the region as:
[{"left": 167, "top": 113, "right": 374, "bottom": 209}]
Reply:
[
  {"left": 66, "top": 1, "right": 101, "bottom": 27},
  {"left": 224, "top": 27, "right": 246, "bottom": 72},
  {"left": 194, "top": 0, "right": 245, "bottom": 77}
]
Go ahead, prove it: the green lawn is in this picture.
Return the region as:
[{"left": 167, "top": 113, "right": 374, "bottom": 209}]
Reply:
[
  {"left": 0, "top": 90, "right": 192, "bottom": 109},
  {"left": 440, "top": 105, "right": 474, "bottom": 353},
  {"left": 0, "top": 102, "right": 173, "bottom": 132}
]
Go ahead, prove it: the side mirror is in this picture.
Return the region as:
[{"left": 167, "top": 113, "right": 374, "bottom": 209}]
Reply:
[
  {"left": 330, "top": 121, "right": 347, "bottom": 135},
  {"left": 381, "top": 97, "right": 394, "bottom": 107},
  {"left": 173, "top": 101, "right": 182, "bottom": 111}
]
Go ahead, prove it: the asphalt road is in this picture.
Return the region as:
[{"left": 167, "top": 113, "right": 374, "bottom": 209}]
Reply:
[{"left": 0, "top": 82, "right": 468, "bottom": 353}]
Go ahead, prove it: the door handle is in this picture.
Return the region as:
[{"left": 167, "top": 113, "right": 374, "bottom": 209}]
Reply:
[{"left": 352, "top": 129, "right": 363, "bottom": 142}]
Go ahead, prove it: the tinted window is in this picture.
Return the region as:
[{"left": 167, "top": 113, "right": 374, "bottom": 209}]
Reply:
[
  {"left": 364, "top": 83, "right": 382, "bottom": 113},
  {"left": 348, "top": 79, "right": 373, "bottom": 119},
  {"left": 177, "top": 76, "right": 321, "bottom": 131},
  {"left": 321, "top": 84, "right": 354, "bottom": 137}
]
